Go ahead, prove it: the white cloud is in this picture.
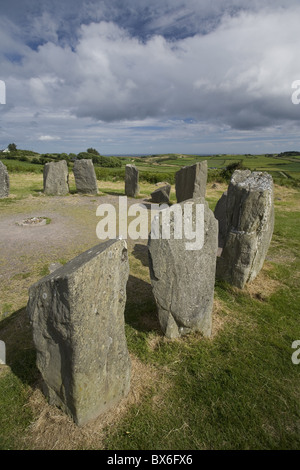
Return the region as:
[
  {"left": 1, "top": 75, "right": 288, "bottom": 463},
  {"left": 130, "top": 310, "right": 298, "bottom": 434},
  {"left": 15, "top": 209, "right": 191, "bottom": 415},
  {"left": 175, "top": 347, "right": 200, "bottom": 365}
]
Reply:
[
  {"left": 1, "top": 2, "right": 300, "bottom": 153},
  {"left": 38, "top": 135, "right": 61, "bottom": 141}
]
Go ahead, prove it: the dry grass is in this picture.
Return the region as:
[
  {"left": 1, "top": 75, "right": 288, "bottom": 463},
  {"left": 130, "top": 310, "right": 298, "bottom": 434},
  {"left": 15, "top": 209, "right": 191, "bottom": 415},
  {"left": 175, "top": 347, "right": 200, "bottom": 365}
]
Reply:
[
  {"left": 210, "top": 297, "right": 233, "bottom": 338},
  {"left": 22, "top": 354, "right": 161, "bottom": 450},
  {"left": 245, "top": 263, "right": 283, "bottom": 302}
]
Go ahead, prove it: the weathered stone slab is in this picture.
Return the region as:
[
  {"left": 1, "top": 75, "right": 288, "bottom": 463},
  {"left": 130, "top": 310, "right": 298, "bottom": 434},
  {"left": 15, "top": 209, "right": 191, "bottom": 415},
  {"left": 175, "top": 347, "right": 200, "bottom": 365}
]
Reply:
[
  {"left": 214, "top": 191, "right": 227, "bottom": 249},
  {"left": 27, "top": 239, "right": 131, "bottom": 426},
  {"left": 216, "top": 170, "right": 274, "bottom": 288},
  {"left": 0, "top": 161, "right": 9, "bottom": 198},
  {"left": 125, "top": 165, "right": 139, "bottom": 197},
  {"left": 151, "top": 184, "right": 171, "bottom": 203},
  {"left": 73, "top": 159, "right": 98, "bottom": 194},
  {"left": 148, "top": 197, "right": 218, "bottom": 339},
  {"left": 175, "top": 161, "right": 207, "bottom": 203},
  {"left": 43, "top": 160, "right": 69, "bottom": 196},
  {"left": 0, "top": 340, "right": 5, "bottom": 365}
]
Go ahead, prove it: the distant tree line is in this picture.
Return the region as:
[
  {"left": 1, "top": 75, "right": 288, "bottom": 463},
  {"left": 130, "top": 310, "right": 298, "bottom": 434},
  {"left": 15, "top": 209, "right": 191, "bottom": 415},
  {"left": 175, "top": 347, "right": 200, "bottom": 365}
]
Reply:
[{"left": 0, "top": 146, "right": 122, "bottom": 168}]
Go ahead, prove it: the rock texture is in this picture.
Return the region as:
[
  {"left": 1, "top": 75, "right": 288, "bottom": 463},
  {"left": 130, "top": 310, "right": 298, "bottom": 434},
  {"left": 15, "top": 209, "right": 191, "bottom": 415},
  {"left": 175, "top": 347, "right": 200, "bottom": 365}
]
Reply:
[
  {"left": 216, "top": 170, "right": 274, "bottom": 288},
  {"left": 43, "top": 160, "right": 69, "bottom": 196},
  {"left": 27, "top": 239, "right": 131, "bottom": 426},
  {"left": 73, "top": 159, "right": 98, "bottom": 194},
  {"left": 175, "top": 161, "right": 207, "bottom": 203},
  {"left": 0, "top": 161, "right": 9, "bottom": 198},
  {"left": 151, "top": 184, "right": 171, "bottom": 203},
  {"left": 0, "top": 340, "right": 5, "bottom": 365},
  {"left": 214, "top": 191, "right": 227, "bottom": 249},
  {"left": 148, "top": 197, "right": 218, "bottom": 339},
  {"left": 125, "top": 164, "right": 139, "bottom": 197}
]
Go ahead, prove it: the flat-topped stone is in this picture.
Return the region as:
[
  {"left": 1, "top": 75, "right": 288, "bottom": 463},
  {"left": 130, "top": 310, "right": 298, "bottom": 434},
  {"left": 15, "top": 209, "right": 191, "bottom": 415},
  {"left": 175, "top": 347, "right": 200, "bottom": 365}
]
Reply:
[
  {"left": 73, "top": 159, "right": 98, "bottom": 194},
  {"left": 43, "top": 160, "right": 69, "bottom": 196}
]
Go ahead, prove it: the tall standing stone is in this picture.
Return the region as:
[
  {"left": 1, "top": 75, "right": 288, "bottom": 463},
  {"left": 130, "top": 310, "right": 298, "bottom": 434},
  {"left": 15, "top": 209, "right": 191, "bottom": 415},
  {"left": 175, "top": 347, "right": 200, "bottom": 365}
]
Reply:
[
  {"left": 27, "top": 239, "right": 131, "bottom": 426},
  {"left": 214, "top": 191, "right": 227, "bottom": 249},
  {"left": 216, "top": 170, "right": 274, "bottom": 288},
  {"left": 175, "top": 161, "right": 207, "bottom": 203},
  {"left": 73, "top": 159, "right": 98, "bottom": 194},
  {"left": 125, "top": 164, "right": 139, "bottom": 197},
  {"left": 43, "top": 160, "right": 69, "bottom": 196},
  {"left": 0, "top": 161, "right": 9, "bottom": 198},
  {"left": 148, "top": 197, "right": 218, "bottom": 339}
]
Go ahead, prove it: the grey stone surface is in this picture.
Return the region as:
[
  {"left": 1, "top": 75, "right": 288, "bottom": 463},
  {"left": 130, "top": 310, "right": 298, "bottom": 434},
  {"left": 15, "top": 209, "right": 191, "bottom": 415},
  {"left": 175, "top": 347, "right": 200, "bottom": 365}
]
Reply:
[
  {"left": 0, "top": 161, "right": 9, "bottom": 198},
  {"left": 214, "top": 191, "right": 227, "bottom": 249},
  {"left": 148, "top": 197, "right": 218, "bottom": 339},
  {"left": 0, "top": 340, "right": 5, "bottom": 365},
  {"left": 175, "top": 161, "right": 207, "bottom": 203},
  {"left": 73, "top": 159, "right": 98, "bottom": 194},
  {"left": 43, "top": 160, "right": 69, "bottom": 196},
  {"left": 151, "top": 184, "right": 171, "bottom": 203},
  {"left": 125, "top": 165, "right": 139, "bottom": 197},
  {"left": 27, "top": 239, "right": 131, "bottom": 426},
  {"left": 216, "top": 170, "right": 274, "bottom": 288},
  {"left": 49, "top": 262, "right": 63, "bottom": 273}
]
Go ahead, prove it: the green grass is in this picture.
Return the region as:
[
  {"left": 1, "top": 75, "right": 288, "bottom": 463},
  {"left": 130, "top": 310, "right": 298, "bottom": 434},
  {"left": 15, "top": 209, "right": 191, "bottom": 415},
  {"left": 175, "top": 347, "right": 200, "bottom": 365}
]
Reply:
[
  {"left": 103, "top": 284, "right": 300, "bottom": 449},
  {"left": 0, "top": 158, "right": 43, "bottom": 174},
  {"left": 0, "top": 156, "right": 300, "bottom": 449}
]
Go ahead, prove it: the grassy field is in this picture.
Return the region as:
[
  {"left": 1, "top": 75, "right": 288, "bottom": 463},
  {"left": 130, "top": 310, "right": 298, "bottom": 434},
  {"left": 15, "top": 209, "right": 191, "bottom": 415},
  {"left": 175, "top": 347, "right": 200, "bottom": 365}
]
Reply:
[
  {"left": 1, "top": 150, "right": 300, "bottom": 186},
  {"left": 0, "top": 168, "right": 299, "bottom": 450}
]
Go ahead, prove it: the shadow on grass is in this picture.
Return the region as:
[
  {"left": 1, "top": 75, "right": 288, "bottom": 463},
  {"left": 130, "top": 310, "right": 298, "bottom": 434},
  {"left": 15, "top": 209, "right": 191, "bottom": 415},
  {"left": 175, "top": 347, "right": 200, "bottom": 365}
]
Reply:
[
  {"left": 0, "top": 307, "right": 39, "bottom": 386},
  {"left": 100, "top": 189, "right": 125, "bottom": 197},
  {"left": 125, "top": 274, "right": 161, "bottom": 334},
  {"left": 132, "top": 243, "right": 149, "bottom": 267},
  {"left": 0, "top": 275, "right": 161, "bottom": 388}
]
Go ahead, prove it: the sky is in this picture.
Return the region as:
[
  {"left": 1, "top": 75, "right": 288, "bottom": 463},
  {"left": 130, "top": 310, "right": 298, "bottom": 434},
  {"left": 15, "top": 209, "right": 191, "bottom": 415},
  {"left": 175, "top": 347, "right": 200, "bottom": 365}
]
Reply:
[{"left": 0, "top": 0, "right": 300, "bottom": 155}]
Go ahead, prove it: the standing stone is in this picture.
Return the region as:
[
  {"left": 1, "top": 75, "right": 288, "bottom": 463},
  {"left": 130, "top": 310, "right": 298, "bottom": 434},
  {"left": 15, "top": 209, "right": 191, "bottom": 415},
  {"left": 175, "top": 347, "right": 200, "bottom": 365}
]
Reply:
[
  {"left": 216, "top": 170, "right": 274, "bottom": 289},
  {"left": 43, "top": 160, "right": 69, "bottom": 196},
  {"left": 175, "top": 161, "right": 207, "bottom": 203},
  {"left": 27, "top": 239, "right": 131, "bottom": 426},
  {"left": 151, "top": 184, "right": 171, "bottom": 203},
  {"left": 125, "top": 164, "right": 139, "bottom": 197},
  {"left": 0, "top": 161, "right": 9, "bottom": 198},
  {"left": 73, "top": 159, "right": 98, "bottom": 194},
  {"left": 0, "top": 340, "right": 5, "bottom": 365},
  {"left": 214, "top": 191, "right": 227, "bottom": 249},
  {"left": 148, "top": 197, "right": 218, "bottom": 339}
]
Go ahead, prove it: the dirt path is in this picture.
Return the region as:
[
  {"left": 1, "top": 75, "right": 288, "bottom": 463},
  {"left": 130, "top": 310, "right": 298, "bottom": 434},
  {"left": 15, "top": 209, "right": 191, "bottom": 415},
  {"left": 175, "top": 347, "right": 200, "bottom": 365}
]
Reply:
[{"left": 0, "top": 193, "right": 149, "bottom": 317}]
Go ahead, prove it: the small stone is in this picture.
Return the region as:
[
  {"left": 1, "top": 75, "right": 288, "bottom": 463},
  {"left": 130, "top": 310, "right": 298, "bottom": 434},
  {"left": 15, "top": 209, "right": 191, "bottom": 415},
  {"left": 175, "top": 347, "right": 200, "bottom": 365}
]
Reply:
[{"left": 151, "top": 184, "right": 171, "bottom": 203}]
